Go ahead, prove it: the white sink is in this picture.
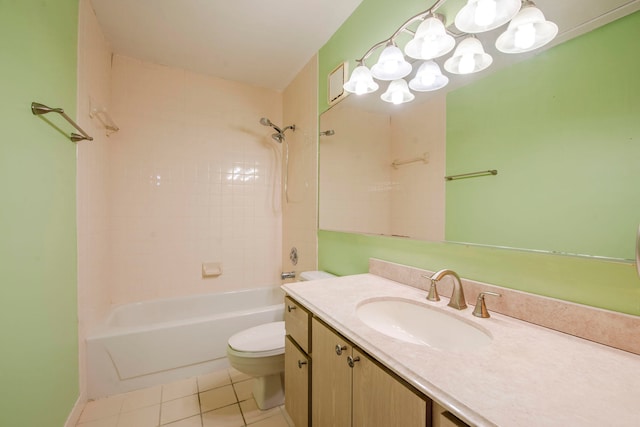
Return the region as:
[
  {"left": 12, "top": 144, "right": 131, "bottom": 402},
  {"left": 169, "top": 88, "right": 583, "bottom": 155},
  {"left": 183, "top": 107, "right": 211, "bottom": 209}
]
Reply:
[{"left": 357, "top": 299, "right": 492, "bottom": 351}]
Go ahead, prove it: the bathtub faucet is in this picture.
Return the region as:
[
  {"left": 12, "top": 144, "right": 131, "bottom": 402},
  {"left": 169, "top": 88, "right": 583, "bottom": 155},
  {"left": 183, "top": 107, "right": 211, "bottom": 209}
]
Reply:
[{"left": 281, "top": 271, "right": 296, "bottom": 280}]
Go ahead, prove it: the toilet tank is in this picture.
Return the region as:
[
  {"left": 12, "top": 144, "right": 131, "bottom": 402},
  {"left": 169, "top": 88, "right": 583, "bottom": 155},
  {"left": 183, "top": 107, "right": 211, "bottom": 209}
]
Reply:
[{"left": 299, "top": 271, "right": 336, "bottom": 281}]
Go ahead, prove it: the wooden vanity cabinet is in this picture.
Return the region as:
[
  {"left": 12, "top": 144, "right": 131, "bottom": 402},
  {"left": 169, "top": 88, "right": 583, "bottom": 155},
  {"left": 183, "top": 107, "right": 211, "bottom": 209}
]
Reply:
[
  {"left": 284, "top": 296, "right": 311, "bottom": 427},
  {"left": 312, "top": 317, "right": 429, "bottom": 427}
]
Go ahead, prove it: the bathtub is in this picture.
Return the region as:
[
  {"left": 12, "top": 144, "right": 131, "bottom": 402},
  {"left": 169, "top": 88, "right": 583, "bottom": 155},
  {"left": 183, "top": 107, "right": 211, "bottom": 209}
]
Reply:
[{"left": 86, "top": 286, "right": 285, "bottom": 399}]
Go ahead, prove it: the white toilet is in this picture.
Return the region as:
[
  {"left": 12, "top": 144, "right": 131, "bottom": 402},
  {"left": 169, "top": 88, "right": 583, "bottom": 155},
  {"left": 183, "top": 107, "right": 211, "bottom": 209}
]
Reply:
[{"left": 226, "top": 271, "right": 335, "bottom": 410}]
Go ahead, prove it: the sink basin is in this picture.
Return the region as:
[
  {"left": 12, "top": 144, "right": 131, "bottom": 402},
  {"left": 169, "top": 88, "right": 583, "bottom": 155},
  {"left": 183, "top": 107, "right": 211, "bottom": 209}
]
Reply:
[{"left": 357, "top": 299, "right": 492, "bottom": 351}]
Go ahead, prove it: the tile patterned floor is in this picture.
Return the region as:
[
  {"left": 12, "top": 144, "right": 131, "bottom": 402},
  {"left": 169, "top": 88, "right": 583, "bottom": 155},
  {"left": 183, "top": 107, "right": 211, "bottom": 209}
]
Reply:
[{"left": 76, "top": 367, "right": 293, "bottom": 427}]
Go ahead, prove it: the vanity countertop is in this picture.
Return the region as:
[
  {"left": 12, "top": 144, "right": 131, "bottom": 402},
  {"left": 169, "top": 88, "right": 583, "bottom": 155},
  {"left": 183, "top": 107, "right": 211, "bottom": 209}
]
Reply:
[{"left": 282, "top": 273, "right": 640, "bottom": 427}]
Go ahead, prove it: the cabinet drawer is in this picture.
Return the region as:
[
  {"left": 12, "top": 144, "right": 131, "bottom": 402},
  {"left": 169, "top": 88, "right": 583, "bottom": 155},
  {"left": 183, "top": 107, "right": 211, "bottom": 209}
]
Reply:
[{"left": 284, "top": 296, "right": 311, "bottom": 352}]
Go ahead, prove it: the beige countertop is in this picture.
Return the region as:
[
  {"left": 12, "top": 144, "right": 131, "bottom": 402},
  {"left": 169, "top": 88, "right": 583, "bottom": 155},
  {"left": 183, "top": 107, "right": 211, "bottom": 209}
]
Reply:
[{"left": 282, "top": 273, "right": 640, "bottom": 427}]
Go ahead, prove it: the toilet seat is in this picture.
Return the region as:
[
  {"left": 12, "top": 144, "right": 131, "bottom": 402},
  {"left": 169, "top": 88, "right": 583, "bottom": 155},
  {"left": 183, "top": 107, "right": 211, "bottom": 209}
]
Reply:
[{"left": 228, "top": 321, "right": 285, "bottom": 358}]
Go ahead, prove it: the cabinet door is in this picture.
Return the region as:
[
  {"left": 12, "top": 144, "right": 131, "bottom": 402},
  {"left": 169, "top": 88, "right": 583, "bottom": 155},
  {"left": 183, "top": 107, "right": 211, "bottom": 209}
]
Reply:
[
  {"left": 311, "top": 318, "right": 352, "bottom": 427},
  {"left": 352, "top": 349, "right": 427, "bottom": 427},
  {"left": 285, "top": 336, "right": 310, "bottom": 427}
]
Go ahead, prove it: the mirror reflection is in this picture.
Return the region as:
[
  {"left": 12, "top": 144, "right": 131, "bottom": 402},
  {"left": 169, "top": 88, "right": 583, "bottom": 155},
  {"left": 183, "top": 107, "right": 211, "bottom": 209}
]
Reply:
[
  {"left": 319, "top": 10, "right": 640, "bottom": 261},
  {"left": 319, "top": 94, "right": 446, "bottom": 242}
]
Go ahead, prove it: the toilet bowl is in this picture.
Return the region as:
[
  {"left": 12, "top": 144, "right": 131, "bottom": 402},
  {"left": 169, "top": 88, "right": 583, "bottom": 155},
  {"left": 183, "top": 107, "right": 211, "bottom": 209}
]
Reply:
[
  {"left": 226, "top": 271, "right": 336, "bottom": 410},
  {"left": 227, "top": 321, "right": 286, "bottom": 410}
]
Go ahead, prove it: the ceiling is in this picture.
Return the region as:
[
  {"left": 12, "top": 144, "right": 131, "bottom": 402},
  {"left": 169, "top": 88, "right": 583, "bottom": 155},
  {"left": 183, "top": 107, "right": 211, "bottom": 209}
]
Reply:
[
  {"left": 90, "top": 0, "right": 363, "bottom": 92},
  {"left": 90, "top": 0, "right": 638, "bottom": 93}
]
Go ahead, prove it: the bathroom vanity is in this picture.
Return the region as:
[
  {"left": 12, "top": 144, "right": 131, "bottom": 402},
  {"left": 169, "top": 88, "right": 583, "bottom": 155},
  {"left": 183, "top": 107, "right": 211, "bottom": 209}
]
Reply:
[
  {"left": 285, "top": 295, "right": 432, "bottom": 427},
  {"left": 281, "top": 262, "right": 640, "bottom": 427}
]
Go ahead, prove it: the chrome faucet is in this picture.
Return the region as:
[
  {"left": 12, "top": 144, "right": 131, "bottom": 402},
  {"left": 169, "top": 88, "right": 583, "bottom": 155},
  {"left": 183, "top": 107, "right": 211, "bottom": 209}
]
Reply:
[{"left": 427, "top": 269, "right": 467, "bottom": 310}]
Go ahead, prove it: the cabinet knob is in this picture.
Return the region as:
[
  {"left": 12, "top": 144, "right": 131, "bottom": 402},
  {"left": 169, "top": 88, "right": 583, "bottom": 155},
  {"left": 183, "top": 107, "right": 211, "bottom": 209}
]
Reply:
[
  {"left": 287, "top": 305, "right": 297, "bottom": 312},
  {"left": 297, "top": 360, "right": 307, "bottom": 369},
  {"left": 335, "top": 344, "right": 347, "bottom": 356},
  {"left": 347, "top": 355, "right": 360, "bottom": 368}
]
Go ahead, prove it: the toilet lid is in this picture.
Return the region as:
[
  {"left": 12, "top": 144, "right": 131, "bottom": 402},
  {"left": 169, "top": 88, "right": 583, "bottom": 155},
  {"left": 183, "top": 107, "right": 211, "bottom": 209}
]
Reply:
[{"left": 228, "top": 321, "right": 285, "bottom": 353}]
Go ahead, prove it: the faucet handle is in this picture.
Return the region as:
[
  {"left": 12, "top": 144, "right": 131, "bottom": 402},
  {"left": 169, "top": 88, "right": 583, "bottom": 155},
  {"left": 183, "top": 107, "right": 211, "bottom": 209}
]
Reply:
[
  {"left": 473, "top": 291, "right": 501, "bottom": 318},
  {"left": 421, "top": 275, "right": 440, "bottom": 302}
]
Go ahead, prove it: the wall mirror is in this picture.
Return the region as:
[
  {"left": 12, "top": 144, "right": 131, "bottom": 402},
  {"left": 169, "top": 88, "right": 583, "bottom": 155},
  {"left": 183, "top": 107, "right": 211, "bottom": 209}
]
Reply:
[{"left": 319, "top": 7, "right": 640, "bottom": 262}]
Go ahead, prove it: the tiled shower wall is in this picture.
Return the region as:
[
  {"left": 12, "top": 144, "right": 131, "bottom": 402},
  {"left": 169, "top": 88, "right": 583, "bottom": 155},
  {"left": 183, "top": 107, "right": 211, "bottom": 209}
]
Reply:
[{"left": 107, "top": 56, "right": 284, "bottom": 305}]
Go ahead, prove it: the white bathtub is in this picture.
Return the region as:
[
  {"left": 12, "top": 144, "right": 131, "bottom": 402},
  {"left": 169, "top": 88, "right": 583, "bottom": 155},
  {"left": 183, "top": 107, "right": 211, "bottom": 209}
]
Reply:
[{"left": 86, "top": 287, "right": 285, "bottom": 399}]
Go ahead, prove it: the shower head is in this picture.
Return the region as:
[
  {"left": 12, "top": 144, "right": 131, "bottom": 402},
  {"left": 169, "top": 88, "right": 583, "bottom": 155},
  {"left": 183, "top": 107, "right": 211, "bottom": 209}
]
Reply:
[
  {"left": 260, "top": 117, "right": 282, "bottom": 133},
  {"left": 259, "top": 117, "right": 295, "bottom": 143}
]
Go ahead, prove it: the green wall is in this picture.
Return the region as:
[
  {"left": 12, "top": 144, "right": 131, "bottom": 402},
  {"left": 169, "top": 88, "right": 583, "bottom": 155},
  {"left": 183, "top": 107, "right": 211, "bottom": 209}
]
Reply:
[
  {"left": 446, "top": 12, "right": 640, "bottom": 260},
  {"left": 318, "top": 3, "right": 640, "bottom": 315},
  {"left": 0, "top": 1, "right": 80, "bottom": 425}
]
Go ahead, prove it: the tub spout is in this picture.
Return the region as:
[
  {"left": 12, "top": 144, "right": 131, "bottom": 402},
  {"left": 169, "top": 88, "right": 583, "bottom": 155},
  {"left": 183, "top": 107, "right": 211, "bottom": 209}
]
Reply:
[{"left": 281, "top": 271, "right": 296, "bottom": 280}]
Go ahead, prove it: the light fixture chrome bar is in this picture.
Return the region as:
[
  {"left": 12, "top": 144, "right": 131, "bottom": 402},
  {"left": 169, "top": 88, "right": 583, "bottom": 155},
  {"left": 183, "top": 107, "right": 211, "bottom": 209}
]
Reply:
[
  {"left": 31, "top": 102, "right": 93, "bottom": 142},
  {"left": 355, "top": 0, "right": 449, "bottom": 64},
  {"left": 392, "top": 152, "right": 429, "bottom": 169},
  {"left": 445, "top": 169, "right": 498, "bottom": 181}
]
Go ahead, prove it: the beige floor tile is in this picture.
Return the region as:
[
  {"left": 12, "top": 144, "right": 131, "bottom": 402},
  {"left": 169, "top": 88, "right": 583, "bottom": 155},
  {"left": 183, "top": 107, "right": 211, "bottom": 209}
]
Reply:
[
  {"left": 228, "top": 367, "right": 251, "bottom": 383},
  {"left": 202, "top": 403, "right": 245, "bottom": 427},
  {"left": 198, "top": 369, "right": 231, "bottom": 392},
  {"left": 79, "top": 395, "right": 124, "bottom": 423},
  {"left": 76, "top": 415, "right": 119, "bottom": 427},
  {"left": 200, "top": 384, "right": 237, "bottom": 413},
  {"left": 160, "top": 394, "right": 200, "bottom": 425},
  {"left": 246, "top": 413, "right": 289, "bottom": 427},
  {"left": 162, "top": 377, "right": 198, "bottom": 402},
  {"left": 239, "top": 399, "right": 281, "bottom": 425},
  {"left": 161, "top": 414, "right": 202, "bottom": 427},
  {"left": 121, "top": 385, "right": 162, "bottom": 412},
  {"left": 117, "top": 404, "right": 160, "bottom": 427},
  {"left": 232, "top": 379, "right": 255, "bottom": 402}
]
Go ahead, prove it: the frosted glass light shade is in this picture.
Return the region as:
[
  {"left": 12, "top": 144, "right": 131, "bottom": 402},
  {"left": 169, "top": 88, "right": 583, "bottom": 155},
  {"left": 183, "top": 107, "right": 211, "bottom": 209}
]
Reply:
[
  {"left": 343, "top": 65, "right": 380, "bottom": 95},
  {"left": 455, "top": 0, "right": 521, "bottom": 33},
  {"left": 444, "top": 37, "right": 493, "bottom": 74},
  {"left": 404, "top": 15, "right": 455, "bottom": 60},
  {"left": 409, "top": 61, "right": 449, "bottom": 92},
  {"left": 381, "top": 79, "right": 415, "bottom": 104},
  {"left": 495, "top": 4, "right": 558, "bottom": 53},
  {"left": 371, "top": 45, "right": 413, "bottom": 81}
]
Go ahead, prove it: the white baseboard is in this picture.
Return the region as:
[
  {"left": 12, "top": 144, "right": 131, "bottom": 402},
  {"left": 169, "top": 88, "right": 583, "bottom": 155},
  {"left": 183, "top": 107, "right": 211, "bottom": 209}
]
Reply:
[{"left": 64, "top": 395, "right": 86, "bottom": 427}]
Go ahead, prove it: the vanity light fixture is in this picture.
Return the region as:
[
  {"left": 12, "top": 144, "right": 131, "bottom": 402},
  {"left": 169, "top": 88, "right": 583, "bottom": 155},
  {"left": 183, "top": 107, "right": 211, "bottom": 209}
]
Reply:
[
  {"left": 455, "top": 0, "right": 522, "bottom": 33},
  {"left": 409, "top": 60, "right": 449, "bottom": 91},
  {"left": 343, "top": 63, "right": 380, "bottom": 95},
  {"left": 404, "top": 14, "right": 455, "bottom": 60},
  {"left": 371, "top": 43, "right": 413, "bottom": 81},
  {"left": 444, "top": 36, "right": 493, "bottom": 74},
  {"left": 342, "top": 0, "right": 557, "bottom": 103},
  {"left": 381, "top": 79, "right": 415, "bottom": 104},
  {"left": 495, "top": 1, "right": 558, "bottom": 53}
]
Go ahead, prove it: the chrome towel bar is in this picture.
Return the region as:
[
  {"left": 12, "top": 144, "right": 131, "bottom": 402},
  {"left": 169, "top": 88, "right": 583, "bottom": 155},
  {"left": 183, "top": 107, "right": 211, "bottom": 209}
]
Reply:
[
  {"left": 391, "top": 152, "right": 429, "bottom": 169},
  {"left": 445, "top": 169, "right": 497, "bottom": 181},
  {"left": 31, "top": 102, "right": 93, "bottom": 142}
]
